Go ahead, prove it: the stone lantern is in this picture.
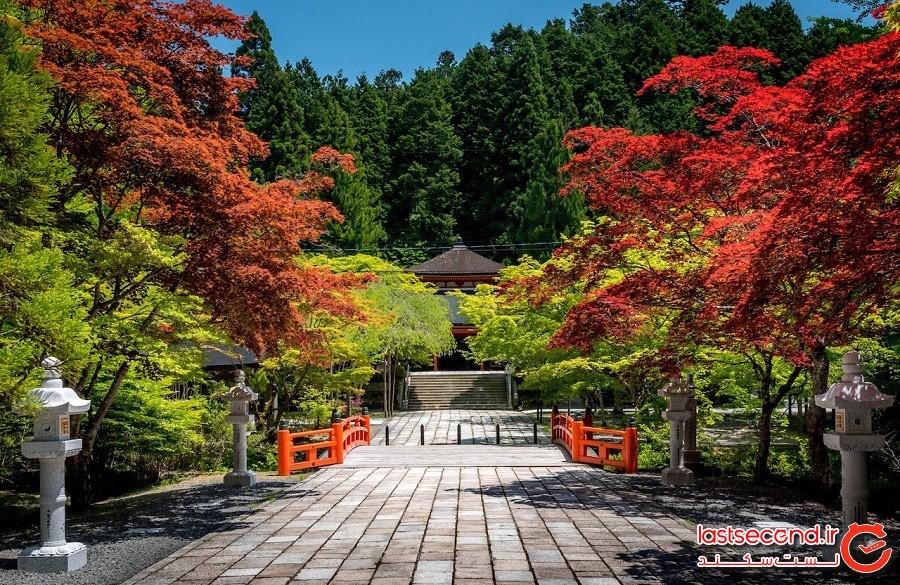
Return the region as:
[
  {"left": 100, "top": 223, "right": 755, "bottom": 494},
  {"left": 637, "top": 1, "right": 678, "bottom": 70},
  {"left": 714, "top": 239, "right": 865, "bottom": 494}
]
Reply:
[
  {"left": 222, "top": 370, "right": 258, "bottom": 487},
  {"left": 815, "top": 351, "right": 893, "bottom": 528},
  {"left": 13, "top": 357, "right": 91, "bottom": 572},
  {"left": 658, "top": 377, "right": 695, "bottom": 486}
]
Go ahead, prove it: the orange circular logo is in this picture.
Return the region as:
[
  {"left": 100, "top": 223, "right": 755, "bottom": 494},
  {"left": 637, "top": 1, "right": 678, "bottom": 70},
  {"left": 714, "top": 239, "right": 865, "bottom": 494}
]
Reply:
[{"left": 841, "top": 522, "right": 893, "bottom": 574}]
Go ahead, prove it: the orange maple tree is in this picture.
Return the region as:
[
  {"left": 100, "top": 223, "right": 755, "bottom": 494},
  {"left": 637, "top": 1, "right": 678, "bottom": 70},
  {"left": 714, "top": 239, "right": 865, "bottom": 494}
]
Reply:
[{"left": 24, "top": 0, "right": 362, "bottom": 354}]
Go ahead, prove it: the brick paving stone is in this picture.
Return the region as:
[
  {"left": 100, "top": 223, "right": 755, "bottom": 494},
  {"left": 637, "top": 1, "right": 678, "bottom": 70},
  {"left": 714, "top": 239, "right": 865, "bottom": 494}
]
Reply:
[
  {"left": 293, "top": 566, "right": 338, "bottom": 581},
  {"left": 257, "top": 563, "right": 301, "bottom": 578}
]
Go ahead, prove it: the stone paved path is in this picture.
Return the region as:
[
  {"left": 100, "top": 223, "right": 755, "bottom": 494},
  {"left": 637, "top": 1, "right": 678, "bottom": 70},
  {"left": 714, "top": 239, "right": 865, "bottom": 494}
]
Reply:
[
  {"left": 122, "top": 411, "right": 885, "bottom": 585},
  {"left": 371, "top": 410, "right": 550, "bottom": 446},
  {"left": 125, "top": 464, "right": 700, "bottom": 585}
]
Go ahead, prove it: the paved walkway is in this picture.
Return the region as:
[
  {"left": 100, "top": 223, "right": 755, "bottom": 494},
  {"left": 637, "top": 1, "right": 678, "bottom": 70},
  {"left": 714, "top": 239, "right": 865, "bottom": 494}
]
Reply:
[
  {"left": 371, "top": 410, "right": 550, "bottom": 446},
  {"left": 121, "top": 411, "right": 882, "bottom": 585},
  {"left": 125, "top": 464, "right": 698, "bottom": 585}
]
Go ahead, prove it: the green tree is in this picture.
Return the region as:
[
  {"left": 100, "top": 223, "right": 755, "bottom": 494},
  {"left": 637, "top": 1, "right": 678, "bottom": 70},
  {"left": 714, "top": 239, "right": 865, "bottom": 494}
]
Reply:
[
  {"left": 325, "top": 170, "right": 386, "bottom": 250},
  {"left": 762, "top": 0, "right": 808, "bottom": 81},
  {"left": 233, "top": 12, "right": 310, "bottom": 181},
  {"left": 729, "top": 2, "right": 771, "bottom": 51},
  {"left": 806, "top": 16, "right": 880, "bottom": 60},
  {"left": 386, "top": 69, "right": 463, "bottom": 249},
  {"left": 451, "top": 44, "right": 503, "bottom": 243},
  {"left": 680, "top": 0, "right": 729, "bottom": 56},
  {"left": 320, "top": 255, "right": 455, "bottom": 416},
  {"left": 0, "top": 3, "right": 87, "bottom": 403},
  {"left": 353, "top": 75, "right": 392, "bottom": 191}
]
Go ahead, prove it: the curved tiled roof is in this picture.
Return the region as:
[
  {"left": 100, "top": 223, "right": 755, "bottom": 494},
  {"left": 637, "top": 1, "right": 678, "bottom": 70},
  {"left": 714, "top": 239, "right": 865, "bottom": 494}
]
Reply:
[{"left": 407, "top": 239, "right": 503, "bottom": 276}]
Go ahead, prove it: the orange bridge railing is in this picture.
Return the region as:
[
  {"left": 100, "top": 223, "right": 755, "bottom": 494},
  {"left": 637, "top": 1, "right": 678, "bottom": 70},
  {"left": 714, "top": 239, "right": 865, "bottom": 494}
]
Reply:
[
  {"left": 277, "top": 414, "right": 370, "bottom": 475},
  {"left": 551, "top": 412, "right": 638, "bottom": 473}
]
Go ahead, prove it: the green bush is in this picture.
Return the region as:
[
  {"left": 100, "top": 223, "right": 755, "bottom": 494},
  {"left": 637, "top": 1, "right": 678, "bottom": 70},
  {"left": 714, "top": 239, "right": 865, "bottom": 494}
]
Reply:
[{"left": 637, "top": 420, "right": 670, "bottom": 471}]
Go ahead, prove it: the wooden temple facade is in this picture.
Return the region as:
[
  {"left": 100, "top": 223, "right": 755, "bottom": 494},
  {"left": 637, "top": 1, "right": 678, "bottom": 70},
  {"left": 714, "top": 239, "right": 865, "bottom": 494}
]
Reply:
[{"left": 407, "top": 239, "right": 503, "bottom": 371}]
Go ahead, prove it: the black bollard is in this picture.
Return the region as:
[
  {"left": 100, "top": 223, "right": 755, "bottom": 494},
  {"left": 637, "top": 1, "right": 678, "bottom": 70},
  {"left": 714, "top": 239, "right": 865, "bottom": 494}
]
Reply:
[
  {"left": 457, "top": 423, "right": 462, "bottom": 445},
  {"left": 495, "top": 423, "right": 501, "bottom": 445},
  {"left": 533, "top": 421, "right": 538, "bottom": 444},
  {"left": 385, "top": 425, "right": 390, "bottom": 446},
  {"left": 420, "top": 424, "right": 425, "bottom": 446}
]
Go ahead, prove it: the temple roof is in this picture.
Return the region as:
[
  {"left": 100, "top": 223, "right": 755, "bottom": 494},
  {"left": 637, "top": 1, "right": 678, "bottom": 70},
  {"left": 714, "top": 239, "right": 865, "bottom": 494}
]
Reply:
[
  {"left": 202, "top": 344, "right": 259, "bottom": 369},
  {"left": 407, "top": 239, "right": 504, "bottom": 276}
]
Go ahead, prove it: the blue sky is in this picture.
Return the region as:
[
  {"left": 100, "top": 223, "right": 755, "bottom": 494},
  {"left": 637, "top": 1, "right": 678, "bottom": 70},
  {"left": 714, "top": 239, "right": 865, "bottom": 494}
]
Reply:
[{"left": 210, "top": 1, "right": 869, "bottom": 81}]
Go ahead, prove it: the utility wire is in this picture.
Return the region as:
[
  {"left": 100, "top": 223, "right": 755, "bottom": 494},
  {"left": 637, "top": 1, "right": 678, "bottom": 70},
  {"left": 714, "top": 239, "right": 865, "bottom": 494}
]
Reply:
[{"left": 307, "top": 241, "right": 564, "bottom": 255}]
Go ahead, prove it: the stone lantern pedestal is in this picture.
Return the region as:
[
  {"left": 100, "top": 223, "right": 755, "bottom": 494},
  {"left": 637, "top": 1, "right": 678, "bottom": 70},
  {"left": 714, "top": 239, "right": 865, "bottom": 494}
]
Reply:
[
  {"left": 659, "top": 377, "right": 695, "bottom": 486},
  {"left": 223, "top": 370, "right": 258, "bottom": 487},
  {"left": 682, "top": 376, "right": 702, "bottom": 471},
  {"left": 815, "top": 351, "right": 893, "bottom": 528},
  {"left": 14, "top": 357, "right": 91, "bottom": 573}
]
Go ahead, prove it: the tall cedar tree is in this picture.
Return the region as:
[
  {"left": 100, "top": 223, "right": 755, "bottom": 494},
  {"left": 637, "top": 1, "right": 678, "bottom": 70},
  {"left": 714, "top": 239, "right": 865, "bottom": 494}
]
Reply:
[
  {"left": 233, "top": 12, "right": 310, "bottom": 182},
  {"left": 22, "top": 0, "right": 364, "bottom": 504},
  {"left": 386, "top": 68, "right": 462, "bottom": 254}
]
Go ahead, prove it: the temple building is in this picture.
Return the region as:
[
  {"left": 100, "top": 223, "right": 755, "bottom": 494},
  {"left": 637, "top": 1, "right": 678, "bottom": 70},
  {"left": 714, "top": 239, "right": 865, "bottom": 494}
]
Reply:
[{"left": 407, "top": 238, "right": 503, "bottom": 371}]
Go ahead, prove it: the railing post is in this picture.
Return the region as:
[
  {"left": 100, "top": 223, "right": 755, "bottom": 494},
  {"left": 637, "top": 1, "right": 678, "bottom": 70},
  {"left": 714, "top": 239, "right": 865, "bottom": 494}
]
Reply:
[
  {"left": 332, "top": 422, "right": 345, "bottom": 464},
  {"left": 572, "top": 420, "right": 583, "bottom": 463},
  {"left": 363, "top": 414, "right": 371, "bottom": 445},
  {"left": 277, "top": 429, "right": 291, "bottom": 476},
  {"left": 624, "top": 420, "right": 638, "bottom": 474}
]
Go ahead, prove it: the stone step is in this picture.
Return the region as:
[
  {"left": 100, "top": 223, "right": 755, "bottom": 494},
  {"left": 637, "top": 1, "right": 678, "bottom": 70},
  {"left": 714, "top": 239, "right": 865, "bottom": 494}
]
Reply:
[{"left": 407, "top": 373, "right": 509, "bottom": 410}]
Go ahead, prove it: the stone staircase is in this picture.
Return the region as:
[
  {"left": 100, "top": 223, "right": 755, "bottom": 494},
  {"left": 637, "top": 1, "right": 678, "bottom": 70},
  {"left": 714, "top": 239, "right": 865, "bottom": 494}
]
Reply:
[{"left": 407, "top": 371, "right": 509, "bottom": 409}]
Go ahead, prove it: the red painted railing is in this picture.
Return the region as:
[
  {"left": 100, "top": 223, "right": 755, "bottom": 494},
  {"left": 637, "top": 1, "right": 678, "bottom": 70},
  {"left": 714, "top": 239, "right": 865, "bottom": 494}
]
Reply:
[
  {"left": 552, "top": 413, "right": 638, "bottom": 473},
  {"left": 277, "top": 415, "right": 370, "bottom": 475}
]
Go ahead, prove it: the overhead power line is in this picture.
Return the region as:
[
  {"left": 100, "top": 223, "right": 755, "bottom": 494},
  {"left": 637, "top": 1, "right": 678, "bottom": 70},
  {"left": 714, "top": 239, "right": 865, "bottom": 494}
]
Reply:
[{"left": 306, "top": 241, "right": 564, "bottom": 255}]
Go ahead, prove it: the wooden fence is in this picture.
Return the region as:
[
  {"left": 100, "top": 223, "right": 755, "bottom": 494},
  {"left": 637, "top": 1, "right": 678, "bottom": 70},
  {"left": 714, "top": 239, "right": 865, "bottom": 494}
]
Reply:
[
  {"left": 277, "top": 414, "right": 370, "bottom": 475},
  {"left": 551, "top": 412, "right": 638, "bottom": 473}
]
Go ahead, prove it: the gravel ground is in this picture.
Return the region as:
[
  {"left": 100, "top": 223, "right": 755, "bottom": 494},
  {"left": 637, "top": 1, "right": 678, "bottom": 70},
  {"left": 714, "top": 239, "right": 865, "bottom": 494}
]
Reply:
[{"left": 0, "top": 473, "right": 303, "bottom": 585}]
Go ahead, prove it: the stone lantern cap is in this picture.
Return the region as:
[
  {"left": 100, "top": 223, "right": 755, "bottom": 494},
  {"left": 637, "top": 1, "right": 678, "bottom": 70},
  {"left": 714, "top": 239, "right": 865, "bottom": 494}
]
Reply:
[
  {"left": 14, "top": 358, "right": 90, "bottom": 415},
  {"left": 223, "top": 370, "right": 258, "bottom": 402},
  {"left": 658, "top": 377, "right": 694, "bottom": 397},
  {"left": 815, "top": 351, "right": 894, "bottom": 410}
]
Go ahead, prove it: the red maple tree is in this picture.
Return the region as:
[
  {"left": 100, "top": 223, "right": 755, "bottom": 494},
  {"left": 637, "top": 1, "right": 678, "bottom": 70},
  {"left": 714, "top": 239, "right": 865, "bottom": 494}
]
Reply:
[{"left": 538, "top": 35, "right": 900, "bottom": 490}]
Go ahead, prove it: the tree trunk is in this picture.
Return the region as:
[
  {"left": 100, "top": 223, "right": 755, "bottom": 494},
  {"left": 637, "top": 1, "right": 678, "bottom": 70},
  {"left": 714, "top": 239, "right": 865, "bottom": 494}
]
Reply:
[
  {"left": 612, "top": 388, "right": 624, "bottom": 415},
  {"left": 754, "top": 401, "right": 774, "bottom": 485},
  {"left": 807, "top": 342, "right": 832, "bottom": 499},
  {"left": 70, "top": 359, "right": 132, "bottom": 509},
  {"left": 597, "top": 388, "right": 608, "bottom": 426},
  {"left": 383, "top": 353, "right": 397, "bottom": 417}
]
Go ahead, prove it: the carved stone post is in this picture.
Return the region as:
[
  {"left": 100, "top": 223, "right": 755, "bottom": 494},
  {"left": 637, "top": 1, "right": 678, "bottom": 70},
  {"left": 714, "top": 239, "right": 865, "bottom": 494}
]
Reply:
[
  {"left": 682, "top": 375, "right": 701, "bottom": 471},
  {"left": 815, "top": 351, "right": 893, "bottom": 528},
  {"left": 223, "top": 370, "right": 258, "bottom": 487},
  {"left": 14, "top": 358, "right": 91, "bottom": 572},
  {"left": 658, "top": 377, "right": 695, "bottom": 486}
]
